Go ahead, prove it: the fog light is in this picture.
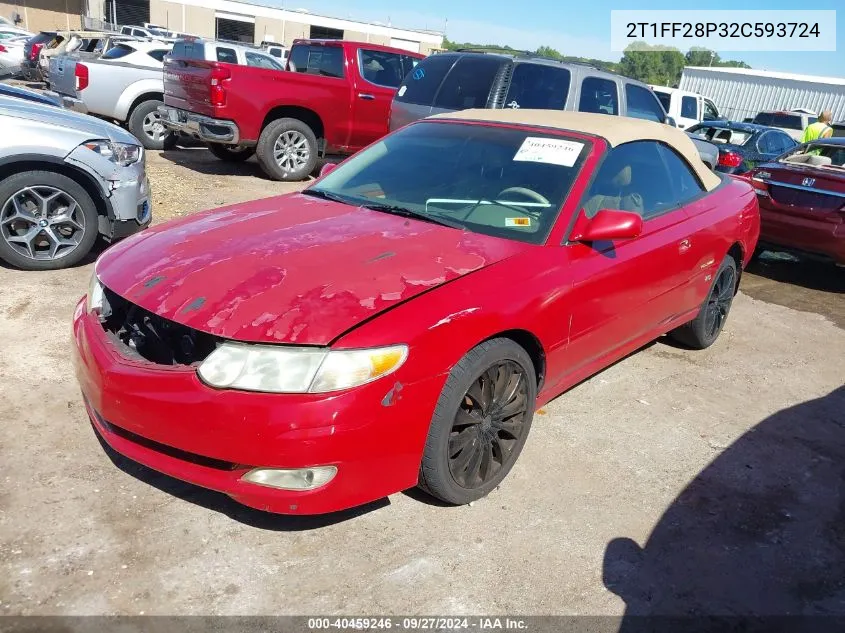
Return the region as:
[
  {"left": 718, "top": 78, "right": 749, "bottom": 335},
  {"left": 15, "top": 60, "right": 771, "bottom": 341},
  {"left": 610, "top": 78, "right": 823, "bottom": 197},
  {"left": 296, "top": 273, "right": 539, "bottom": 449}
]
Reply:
[{"left": 241, "top": 466, "right": 337, "bottom": 490}]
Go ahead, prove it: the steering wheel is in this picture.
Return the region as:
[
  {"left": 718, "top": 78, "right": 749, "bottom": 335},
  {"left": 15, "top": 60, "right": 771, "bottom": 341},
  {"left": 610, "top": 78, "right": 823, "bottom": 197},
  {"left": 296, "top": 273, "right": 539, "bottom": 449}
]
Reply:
[{"left": 496, "top": 187, "right": 550, "bottom": 205}]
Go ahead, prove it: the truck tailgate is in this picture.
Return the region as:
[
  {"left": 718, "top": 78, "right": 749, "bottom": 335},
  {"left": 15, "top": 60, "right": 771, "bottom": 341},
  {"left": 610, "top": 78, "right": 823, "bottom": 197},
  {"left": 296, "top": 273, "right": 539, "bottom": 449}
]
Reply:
[
  {"left": 49, "top": 55, "right": 80, "bottom": 97},
  {"left": 163, "top": 58, "right": 215, "bottom": 117}
]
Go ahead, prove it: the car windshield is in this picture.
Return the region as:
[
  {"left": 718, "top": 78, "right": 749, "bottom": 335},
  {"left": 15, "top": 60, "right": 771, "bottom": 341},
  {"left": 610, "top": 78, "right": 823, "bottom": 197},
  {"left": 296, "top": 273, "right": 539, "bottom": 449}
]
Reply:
[
  {"left": 779, "top": 143, "right": 845, "bottom": 168},
  {"left": 307, "top": 121, "right": 588, "bottom": 245},
  {"left": 687, "top": 125, "right": 753, "bottom": 146}
]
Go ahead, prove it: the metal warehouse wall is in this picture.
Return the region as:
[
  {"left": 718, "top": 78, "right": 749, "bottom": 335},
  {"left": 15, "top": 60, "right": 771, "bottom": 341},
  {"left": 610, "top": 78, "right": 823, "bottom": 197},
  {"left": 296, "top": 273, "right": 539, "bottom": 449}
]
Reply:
[{"left": 679, "top": 68, "right": 845, "bottom": 122}]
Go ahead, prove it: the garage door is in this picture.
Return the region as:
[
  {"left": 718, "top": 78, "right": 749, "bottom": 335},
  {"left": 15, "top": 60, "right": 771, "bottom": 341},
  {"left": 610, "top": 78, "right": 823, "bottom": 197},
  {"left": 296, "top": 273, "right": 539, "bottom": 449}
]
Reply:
[
  {"left": 215, "top": 11, "right": 255, "bottom": 44},
  {"left": 389, "top": 38, "right": 420, "bottom": 53}
]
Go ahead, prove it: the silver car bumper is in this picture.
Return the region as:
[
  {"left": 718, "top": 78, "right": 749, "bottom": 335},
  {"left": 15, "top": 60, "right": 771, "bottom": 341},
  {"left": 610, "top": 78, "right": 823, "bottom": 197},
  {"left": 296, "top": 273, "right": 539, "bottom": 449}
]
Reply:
[
  {"left": 43, "top": 91, "right": 88, "bottom": 114},
  {"left": 65, "top": 146, "right": 152, "bottom": 241},
  {"left": 158, "top": 105, "right": 241, "bottom": 144}
]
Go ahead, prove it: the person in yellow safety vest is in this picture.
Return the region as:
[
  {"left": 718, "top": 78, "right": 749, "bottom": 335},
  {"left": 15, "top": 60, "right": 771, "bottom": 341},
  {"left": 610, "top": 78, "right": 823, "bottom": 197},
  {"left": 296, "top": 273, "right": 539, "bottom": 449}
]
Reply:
[{"left": 801, "top": 110, "right": 834, "bottom": 143}]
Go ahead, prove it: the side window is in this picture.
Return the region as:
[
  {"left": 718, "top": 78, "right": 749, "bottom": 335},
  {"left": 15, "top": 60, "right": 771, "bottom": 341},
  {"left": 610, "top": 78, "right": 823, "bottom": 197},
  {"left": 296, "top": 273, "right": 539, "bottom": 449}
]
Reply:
[
  {"left": 681, "top": 96, "right": 697, "bottom": 120},
  {"left": 578, "top": 77, "right": 618, "bottom": 115},
  {"left": 245, "top": 51, "right": 282, "bottom": 70},
  {"left": 215, "top": 47, "right": 237, "bottom": 64},
  {"left": 703, "top": 100, "right": 719, "bottom": 121},
  {"left": 581, "top": 141, "right": 686, "bottom": 220},
  {"left": 654, "top": 90, "right": 671, "bottom": 113},
  {"left": 656, "top": 143, "right": 705, "bottom": 204},
  {"left": 268, "top": 48, "right": 282, "bottom": 58},
  {"left": 505, "top": 63, "right": 570, "bottom": 110},
  {"left": 777, "top": 133, "right": 797, "bottom": 153},
  {"left": 393, "top": 53, "right": 455, "bottom": 106},
  {"left": 121, "top": 26, "right": 132, "bottom": 35},
  {"left": 756, "top": 131, "right": 775, "bottom": 154},
  {"left": 624, "top": 84, "right": 664, "bottom": 123},
  {"left": 359, "top": 49, "right": 404, "bottom": 87},
  {"left": 100, "top": 44, "right": 133, "bottom": 60},
  {"left": 433, "top": 56, "right": 502, "bottom": 110},
  {"left": 289, "top": 45, "right": 344, "bottom": 78},
  {"left": 147, "top": 49, "right": 169, "bottom": 62}
]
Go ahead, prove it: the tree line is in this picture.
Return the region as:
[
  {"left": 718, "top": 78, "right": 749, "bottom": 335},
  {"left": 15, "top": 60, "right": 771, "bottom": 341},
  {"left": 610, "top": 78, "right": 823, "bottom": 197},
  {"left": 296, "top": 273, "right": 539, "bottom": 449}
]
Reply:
[{"left": 441, "top": 38, "right": 750, "bottom": 88}]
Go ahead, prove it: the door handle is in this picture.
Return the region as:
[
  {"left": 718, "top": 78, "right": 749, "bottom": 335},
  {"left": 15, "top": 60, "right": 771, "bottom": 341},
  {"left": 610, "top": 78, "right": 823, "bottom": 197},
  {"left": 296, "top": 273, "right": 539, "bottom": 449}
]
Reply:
[
  {"left": 679, "top": 238, "right": 692, "bottom": 252},
  {"left": 357, "top": 93, "right": 375, "bottom": 100}
]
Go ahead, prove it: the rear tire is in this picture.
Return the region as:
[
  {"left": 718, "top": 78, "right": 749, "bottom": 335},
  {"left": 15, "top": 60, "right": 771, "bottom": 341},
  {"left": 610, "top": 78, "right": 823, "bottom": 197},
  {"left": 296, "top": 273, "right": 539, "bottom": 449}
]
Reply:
[
  {"left": 207, "top": 143, "right": 255, "bottom": 162},
  {"left": 669, "top": 255, "right": 737, "bottom": 350},
  {"left": 418, "top": 338, "right": 537, "bottom": 506},
  {"left": 0, "top": 171, "right": 99, "bottom": 271},
  {"left": 128, "top": 100, "right": 176, "bottom": 151},
  {"left": 256, "top": 118, "right": 318, "bottom": 181}
]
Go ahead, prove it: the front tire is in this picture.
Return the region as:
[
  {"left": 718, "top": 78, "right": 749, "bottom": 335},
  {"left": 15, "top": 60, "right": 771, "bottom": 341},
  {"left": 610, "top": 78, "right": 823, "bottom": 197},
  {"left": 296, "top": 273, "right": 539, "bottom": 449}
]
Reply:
[
  {"left": 418, "top": 338, "right": 537, "bottom": 505},
  {"left": 128, "top": 100, "right": 176, "bottom": 150},
  {"left": 256, "top": 118, "right": 318, "bottom": 181},
  {"left": 670, "top": 255, "right": 738, "bottom": 349},
  {"left": 207, "top": 143, "right": 255, "bottom": 162},
  {"left": 0, "top": 171, "right": 99, "bottom": 270}
]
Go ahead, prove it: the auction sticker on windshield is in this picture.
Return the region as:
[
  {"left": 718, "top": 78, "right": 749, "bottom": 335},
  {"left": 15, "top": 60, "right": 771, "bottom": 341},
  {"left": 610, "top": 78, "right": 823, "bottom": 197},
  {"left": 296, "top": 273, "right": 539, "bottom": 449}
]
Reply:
[{"left": 513, "top": 137, "right": 583, "bottom": 167}]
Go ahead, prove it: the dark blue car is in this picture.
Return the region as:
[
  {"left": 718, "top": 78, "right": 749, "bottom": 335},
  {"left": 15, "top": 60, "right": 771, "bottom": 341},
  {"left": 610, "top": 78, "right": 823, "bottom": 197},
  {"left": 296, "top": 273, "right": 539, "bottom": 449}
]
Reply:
[
  {"left": 686, "top": 121, "right": 798, "bottom": 175},
  {"left": 0, "top": 83, "right": 62, "bottom": 108}
]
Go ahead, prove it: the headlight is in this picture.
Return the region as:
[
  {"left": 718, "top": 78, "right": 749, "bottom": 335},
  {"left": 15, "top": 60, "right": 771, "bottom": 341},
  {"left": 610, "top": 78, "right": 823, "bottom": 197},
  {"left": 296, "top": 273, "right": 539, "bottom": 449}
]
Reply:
[
  {"left": 86, "top": 272, "right": 104, "bottom": 313},
  {"left": 197, "top": 343, "right": 408, "bottom": 394},
  {"left": 83, "top": 139, "right": 142, "bottom": 166}
]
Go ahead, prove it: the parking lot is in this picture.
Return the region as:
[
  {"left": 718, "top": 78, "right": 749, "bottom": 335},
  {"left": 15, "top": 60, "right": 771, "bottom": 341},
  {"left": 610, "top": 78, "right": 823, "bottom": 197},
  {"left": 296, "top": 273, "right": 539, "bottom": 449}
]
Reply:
[{"left": 1, "top": 143, "right": 843, "bottom": 617}]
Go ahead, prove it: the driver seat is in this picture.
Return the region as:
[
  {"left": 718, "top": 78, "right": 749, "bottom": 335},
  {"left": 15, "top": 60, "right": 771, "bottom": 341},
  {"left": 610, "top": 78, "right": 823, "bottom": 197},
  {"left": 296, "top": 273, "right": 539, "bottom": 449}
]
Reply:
[{"left": 582, "top": 164, "right": 644, "bottom": 218}]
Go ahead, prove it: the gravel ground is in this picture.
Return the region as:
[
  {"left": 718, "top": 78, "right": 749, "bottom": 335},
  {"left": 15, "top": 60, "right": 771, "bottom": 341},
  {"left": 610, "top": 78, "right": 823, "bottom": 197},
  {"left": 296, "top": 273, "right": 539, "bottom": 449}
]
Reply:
[{"left": 0, "top": 134, "right": 844, "bottom": 619}]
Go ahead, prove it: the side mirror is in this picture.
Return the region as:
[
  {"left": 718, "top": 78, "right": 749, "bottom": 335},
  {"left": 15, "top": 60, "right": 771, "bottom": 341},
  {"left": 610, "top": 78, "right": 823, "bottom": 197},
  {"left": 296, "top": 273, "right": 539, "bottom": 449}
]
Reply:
[
  {"left": 664, "top": 115, "right": 677, "bottom": 127},
  {"left": 318, "top": 162, "right": 337, "bottom": 178},
  {"left": 569, "top": 209, "right": 643, "bottom": 243}
]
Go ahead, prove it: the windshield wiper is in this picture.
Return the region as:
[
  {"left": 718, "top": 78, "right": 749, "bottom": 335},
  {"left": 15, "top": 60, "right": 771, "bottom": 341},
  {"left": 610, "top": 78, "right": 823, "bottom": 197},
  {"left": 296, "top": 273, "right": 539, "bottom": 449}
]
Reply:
[
  {"left": 360, "top": 202, "right": 464, "bottom": 230},
  {"left": 301, "top": 189, "right": 352, "bottom": 205}
]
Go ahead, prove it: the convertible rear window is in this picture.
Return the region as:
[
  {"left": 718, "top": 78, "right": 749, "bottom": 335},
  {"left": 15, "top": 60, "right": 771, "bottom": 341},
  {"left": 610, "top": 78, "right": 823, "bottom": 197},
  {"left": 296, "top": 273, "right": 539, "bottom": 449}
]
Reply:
[{"left": 309, "top": 121, "right": 589, "bottom": 245}]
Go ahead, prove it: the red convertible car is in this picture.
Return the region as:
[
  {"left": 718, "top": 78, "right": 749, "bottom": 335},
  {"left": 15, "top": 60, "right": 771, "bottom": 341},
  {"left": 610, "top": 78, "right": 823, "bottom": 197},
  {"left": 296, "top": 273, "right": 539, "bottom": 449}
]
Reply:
[
  {"left": 72, "top": 110, "right": 760, "bottom": 515},
  {"left": 745, "top": 137, "right": 845, "bottom": 265}
]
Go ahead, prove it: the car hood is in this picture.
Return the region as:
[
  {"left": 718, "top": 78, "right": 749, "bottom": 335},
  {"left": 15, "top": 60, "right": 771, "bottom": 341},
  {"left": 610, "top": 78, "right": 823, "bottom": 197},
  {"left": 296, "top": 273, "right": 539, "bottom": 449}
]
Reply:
[
  {"left": 0, "top": 95, "right": 138, "bottom": 144},
  {"left": 96, "top": 194, "right": 529, "bottom": 345}
]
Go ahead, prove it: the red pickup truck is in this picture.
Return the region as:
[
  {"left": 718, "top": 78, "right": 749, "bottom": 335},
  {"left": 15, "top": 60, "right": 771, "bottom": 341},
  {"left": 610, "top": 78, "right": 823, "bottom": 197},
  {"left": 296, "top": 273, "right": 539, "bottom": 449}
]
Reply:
[{"left": 160, "top": 38, "right": 424, "bottom": 181}]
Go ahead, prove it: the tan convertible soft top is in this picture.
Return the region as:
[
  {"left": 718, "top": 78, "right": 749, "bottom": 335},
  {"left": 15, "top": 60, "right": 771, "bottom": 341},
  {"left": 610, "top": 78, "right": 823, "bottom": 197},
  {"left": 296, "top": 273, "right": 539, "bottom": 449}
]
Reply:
[{"left": 428, "top": 109, "right": 722, "bottom": 191}]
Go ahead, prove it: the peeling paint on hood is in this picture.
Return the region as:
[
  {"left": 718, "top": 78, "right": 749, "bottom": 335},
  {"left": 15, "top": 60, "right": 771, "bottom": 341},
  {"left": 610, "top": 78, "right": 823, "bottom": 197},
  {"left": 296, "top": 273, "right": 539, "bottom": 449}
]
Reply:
[{"left": 96, "top": 194, "right": 529, "bottom": 345}]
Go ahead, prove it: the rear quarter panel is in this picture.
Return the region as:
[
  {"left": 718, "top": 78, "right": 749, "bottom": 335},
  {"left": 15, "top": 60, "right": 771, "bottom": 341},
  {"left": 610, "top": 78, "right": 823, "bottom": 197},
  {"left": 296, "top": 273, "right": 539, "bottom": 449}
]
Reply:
[
  {"left": 82, "top": 62, "right": 157, "bottom": 119},
  {"left": 682, "top": 175, "right": 759, "bottom": 299}
]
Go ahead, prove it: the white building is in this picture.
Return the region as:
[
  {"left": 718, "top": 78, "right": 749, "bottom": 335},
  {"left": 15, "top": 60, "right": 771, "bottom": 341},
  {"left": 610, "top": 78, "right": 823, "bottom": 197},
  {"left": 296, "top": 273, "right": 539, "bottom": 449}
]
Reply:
[
  {"left": 89, "top": 0, "right": 443, "bottom": 53},
  {"left": 679, "top": 66, "right": 845, "bottom": 122}
]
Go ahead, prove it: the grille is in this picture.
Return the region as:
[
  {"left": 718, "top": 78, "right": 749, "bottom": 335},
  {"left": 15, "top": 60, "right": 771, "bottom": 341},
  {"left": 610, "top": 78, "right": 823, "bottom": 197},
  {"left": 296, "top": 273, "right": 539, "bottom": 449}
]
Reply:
[
  {"left": 769, "top": 185, "right": 844, "bottom": 211},
  {"left": 100, "top": 287, "right": 218, "bottom": 366}
]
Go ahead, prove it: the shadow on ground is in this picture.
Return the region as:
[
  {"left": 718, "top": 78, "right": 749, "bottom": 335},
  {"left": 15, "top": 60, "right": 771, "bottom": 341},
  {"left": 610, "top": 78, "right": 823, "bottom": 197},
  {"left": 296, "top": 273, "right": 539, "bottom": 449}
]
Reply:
[
  {"left": 94, "top": 430, "right": 389, "bottom": 531},
  {"left": 746, "top": 250, "right": 844, "bottom": 294},
  {"left": 160, "top": 147, "right": 339, "bottom": 180},
  {"left": 604, "top": 386, "right": 845, "bottom": 625}
]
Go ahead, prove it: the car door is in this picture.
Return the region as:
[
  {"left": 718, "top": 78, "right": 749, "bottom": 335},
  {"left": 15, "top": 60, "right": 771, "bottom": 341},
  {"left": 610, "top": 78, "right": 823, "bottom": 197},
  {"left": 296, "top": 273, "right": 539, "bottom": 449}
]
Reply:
[
  {"left": 677, "top": 94, "right": 699, "bottom": 129},
  {"left": 558, "top": 141, "right": 701, "bottom": 379},
  {"left": 349, "top": 48, "right": 409, "bottom": 150}
]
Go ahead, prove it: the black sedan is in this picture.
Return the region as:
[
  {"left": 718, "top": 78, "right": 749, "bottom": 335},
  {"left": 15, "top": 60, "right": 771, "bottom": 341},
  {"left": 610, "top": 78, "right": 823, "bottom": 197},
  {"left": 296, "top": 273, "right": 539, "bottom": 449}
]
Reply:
[{"left": 686, "top": 121, "right": 798, "bottom": 175}]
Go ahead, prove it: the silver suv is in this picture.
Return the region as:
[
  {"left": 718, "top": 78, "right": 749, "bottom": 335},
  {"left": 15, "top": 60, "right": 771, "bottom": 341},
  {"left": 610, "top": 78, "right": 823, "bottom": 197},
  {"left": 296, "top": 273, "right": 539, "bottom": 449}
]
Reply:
[
  {"left": 390, "top": 50, "right": 718, "bottom": 169},
  {"left": 0, "top": 96, "right": 151, "bottom": 270},
  {"left": 390, "top": 50, "right": 672, "bottom": 130}
]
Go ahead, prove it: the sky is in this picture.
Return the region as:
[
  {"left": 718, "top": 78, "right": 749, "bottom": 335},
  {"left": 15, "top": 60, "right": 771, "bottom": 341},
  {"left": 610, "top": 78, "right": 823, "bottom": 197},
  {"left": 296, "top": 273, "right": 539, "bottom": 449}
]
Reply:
[{"left": 274, "top": 0, "right": 843, "bottom": 77}]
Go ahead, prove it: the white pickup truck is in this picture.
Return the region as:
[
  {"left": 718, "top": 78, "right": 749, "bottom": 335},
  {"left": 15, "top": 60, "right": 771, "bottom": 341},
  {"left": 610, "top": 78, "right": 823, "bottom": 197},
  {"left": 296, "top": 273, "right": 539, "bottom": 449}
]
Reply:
[
  {"left": 649, "top": 85, "right": 721, "bottom": 130},
  {"left": 47, "top": 40, "right": 175, "bottom": 149}
]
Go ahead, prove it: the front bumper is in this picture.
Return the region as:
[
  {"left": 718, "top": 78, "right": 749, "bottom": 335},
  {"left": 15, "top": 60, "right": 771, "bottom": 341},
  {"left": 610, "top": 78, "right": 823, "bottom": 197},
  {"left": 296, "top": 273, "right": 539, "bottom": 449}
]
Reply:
[
  {"left": 71, "top": 300, "right": 445, "bottom": 515},
  {"left": 158, "top": 105, "right": 242, "bottom": 144}
]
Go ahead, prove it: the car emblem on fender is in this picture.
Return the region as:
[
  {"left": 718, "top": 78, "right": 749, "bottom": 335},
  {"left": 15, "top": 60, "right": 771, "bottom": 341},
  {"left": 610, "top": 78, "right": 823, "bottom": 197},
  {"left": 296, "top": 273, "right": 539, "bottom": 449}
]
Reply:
[{"left": 802, "top": 178, "right": 815, "bottom": 187}]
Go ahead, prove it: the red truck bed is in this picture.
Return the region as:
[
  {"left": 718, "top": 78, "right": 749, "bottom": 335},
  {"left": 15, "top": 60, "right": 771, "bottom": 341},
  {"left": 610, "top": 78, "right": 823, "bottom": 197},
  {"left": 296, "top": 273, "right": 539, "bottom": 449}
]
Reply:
[{"left": 161, "top": 39, "right": 424, "bottom": 181}]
